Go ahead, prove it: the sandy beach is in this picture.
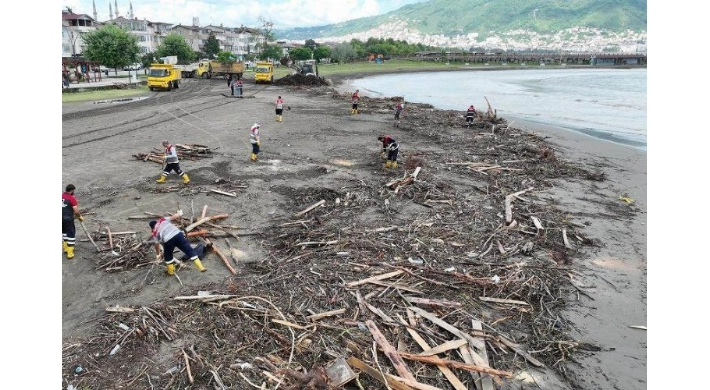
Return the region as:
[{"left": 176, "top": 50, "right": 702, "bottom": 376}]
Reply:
[{"left": 56, "top": 73, "right": 646, "bottom": 389}]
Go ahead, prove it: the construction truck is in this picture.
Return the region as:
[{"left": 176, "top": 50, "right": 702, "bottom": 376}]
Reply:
[
  {"left": 254, "top": 62, "right": 274, "bottom": 84},
  {"left": 195, "top": 60, "right": 245, "bottom": 79},
  {"left": 147, "top": 64, "right": 181, "bottom": 91},
  {"left": 159, "top": 56, "right": 199, "bottom": 78}
]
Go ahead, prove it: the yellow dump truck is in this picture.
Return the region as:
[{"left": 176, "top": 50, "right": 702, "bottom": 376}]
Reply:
[
  {"left": 195, "top": 60, "right": 245, "bottom": 79},
  {"left": 254, "top": 62, "right": 275, "bottom": 84},
  {"left": 147, "top": 64, "right": 181, "bottom": 91}
]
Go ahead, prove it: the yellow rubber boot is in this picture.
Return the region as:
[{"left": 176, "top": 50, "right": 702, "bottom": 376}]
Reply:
[
  {"left": 385, "top": 161, "right": 392, "bottom": 169},
  {"left": 194, "top": 259, "right": 206, "bottom": 272},
  {"left": 278, "top": 115, "right": 282, "bottom": 122},
  {"left": 166, "top": 263, "right": 175, "bottom": 275},
  {"left": 63, "top": 241, "right": 68, "bottom": 253},
  {"left": 392, "top": 161, "right": 398, "bottom": 169},
  {"left": 66, "top": 246, "right": 75, "bottom": 259},
  {"left": 156, "top": 175, "right": 167, "bottom": 183},
  {"left": 251, "top": 153, "right": 258, "bottom": 161},
  {"left": 181, "top": 173, "right": 190, "bottom": 184}
]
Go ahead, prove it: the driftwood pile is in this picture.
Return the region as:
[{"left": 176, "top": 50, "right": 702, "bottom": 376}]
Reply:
[
  {"left": 89, "top": 205, "right": 252, "bottom": 275},
  {"left": 133, "top": 143, "right": 214, "bottom": 164},
  {"left": 62, "top": 95, "right": 634, "bottom": 389}
]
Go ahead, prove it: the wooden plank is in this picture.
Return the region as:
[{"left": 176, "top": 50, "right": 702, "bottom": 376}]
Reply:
[
  {"left": 365, "top": 320, "right": 416, "bottom": 382},
  {"left": 306, "top": 308, "right": 346, "bottom": 321},
  {"left": 210, "top": 188, "right": 237, "bottom": 197},
  {"left": 184, "top": 214, "right": 230, "bottom": 232},
  {"left": 406, "top": 297, "right": 461, "bottom": 308},
  {"left": 478, "top": 297, "right": 530, "bottom": 306},
  {"left": 399, "top": 313, "right": 467, "bottom": 390},
  {"left": 370, "top": 281, "right": 424, "bottom": 295},
  {"left": 418, "top": 339, "right": 467, "bottom": 356},
  {"left": 347, "top": 356, "right": 415, "bottom": 390},
  {"left": 470, "top": 319, "right": 495, "bottom": 389},
  {"left": 345, "top": 270, "right": 405, "bottom": 288},
  {"left": 408, "top": 306, "right": 493, "bottom": 389},
  {"left": 271, "top": 319, "right": 308, "bottom": 330},
  {"left": 396, "top": 351, "right": 513, "bottom": 378},
  {"left": 294, "top": 199, "right": 325, "bottom": 217}
]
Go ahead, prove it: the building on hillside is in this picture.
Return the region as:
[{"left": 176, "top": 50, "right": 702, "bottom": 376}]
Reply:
[
  {"left": 62, "top": 8, "right": 99, "bottom": 57},
  {"left": 171, "top": 24, "right": 202, "bottom": 53},
  {"left": 109, "top": 16, "right": 172, "bottom": 54},
  {"left": 62, "top": 4, "right": 268, "bottom": 61}
]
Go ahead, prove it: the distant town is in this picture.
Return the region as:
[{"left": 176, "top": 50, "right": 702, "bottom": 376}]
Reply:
[
  {"left": 312, "top": 20, "right": 647, "bottom": 53},
  {"left": 63, "top": 1, "right": 646, "bottom": 64}
]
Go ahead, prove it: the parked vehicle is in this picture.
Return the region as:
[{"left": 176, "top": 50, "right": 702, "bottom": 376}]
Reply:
[
  {"left": 159, "top": 56, "right": 199, "bottom": 78},
  {"left": 195, "top": 60, "right": 245, "bottom": 79},
  {"left": 147, "top": 64, "right": 181, "bottom": 91},
  {"left": 254, "top": 62, "right": 274, "bottom": 84},
  {"left": 123, "top": 63, "right": 142, "bottom": 71}
]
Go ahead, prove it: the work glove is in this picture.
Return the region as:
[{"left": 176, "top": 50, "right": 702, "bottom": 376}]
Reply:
[
  {"left": 176, "top": 209, "right": 183, "bottom": 217},
  {"left": 78, "top": 215, "right": 84, "bottom": 222},
  {"left": 256, "top": 141, "right": 261, "bottom": 147},
  {"left": 379, "top": 151, "right": 386, "bottom": 158},
  {"left": 156, "top": 253, "right": 162, "bottom": 261}
]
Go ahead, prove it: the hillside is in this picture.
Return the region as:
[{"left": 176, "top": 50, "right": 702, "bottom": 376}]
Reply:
[{"left": 274, "top": 0, "right": 647, "bottom": 46}]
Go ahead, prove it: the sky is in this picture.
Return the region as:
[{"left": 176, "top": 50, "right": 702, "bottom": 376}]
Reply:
[{"left": 61, "top": 0, "right": 429, "bottom": 29}]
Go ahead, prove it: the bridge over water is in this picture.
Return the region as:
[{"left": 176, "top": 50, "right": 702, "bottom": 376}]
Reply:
[{"left": 410, "top": 52, "right": 647, "bottom": 66}]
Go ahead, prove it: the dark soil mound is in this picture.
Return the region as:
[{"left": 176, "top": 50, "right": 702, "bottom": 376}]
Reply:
[{"left": 274, "top": 73, "right": 330, "bottom": 86}]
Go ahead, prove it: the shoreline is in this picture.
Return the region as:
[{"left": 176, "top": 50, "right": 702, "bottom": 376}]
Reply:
[
  {"left": 330, "top": 73, "right": 647, "bottom": 388},
  {"left": 59, "top": 77, "right": 647, "bottom": 389},
  {"left": 329, "top": 66, "right": 647, "bottom": 151}
]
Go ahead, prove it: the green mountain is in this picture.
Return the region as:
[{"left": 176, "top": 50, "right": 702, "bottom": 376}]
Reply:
[{"left": 274, "top": 0, "right": 647, "bottom": 41}]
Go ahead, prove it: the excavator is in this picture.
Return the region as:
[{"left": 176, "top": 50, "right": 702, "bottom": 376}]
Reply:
[{"left": 293, "top": 60, "right": 317, "bottom": 77}]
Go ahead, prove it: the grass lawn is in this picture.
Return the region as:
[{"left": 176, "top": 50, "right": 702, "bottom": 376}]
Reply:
[
  {"left": 61, "top": 60, "right": 491, "bottom": 103},
  {"left": 62, "top": 86, "right": 151, "bottom": 103}
]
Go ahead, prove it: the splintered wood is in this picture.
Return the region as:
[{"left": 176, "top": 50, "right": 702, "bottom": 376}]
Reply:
[
  {"left": 64, "top": 96, "right": 611, "bottom": 390},
  {"left": 94, "top": 205, "right": 241, "bottom": 275},
  {"left": 133, "top": 143, "right": 214, "bottom": 164}
]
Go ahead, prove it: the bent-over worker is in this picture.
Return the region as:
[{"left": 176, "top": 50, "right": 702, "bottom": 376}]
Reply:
[
  {"left": 149, "top": 210, "right": 206, "bottom": 275},
  {"left": 378, "top": 135, "right": 400, "bottom": 169}
]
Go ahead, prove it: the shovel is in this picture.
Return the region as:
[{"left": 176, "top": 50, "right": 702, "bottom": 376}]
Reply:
[{"left": 79, "top": 220, "right": 102, "bottom": 252}]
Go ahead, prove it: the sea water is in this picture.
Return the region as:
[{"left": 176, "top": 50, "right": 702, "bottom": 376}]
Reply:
[{"left": 350, "top": 68, "right": 647, "bottom": 149}]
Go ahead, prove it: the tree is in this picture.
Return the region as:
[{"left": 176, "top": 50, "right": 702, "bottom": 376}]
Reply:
[
  {"left": 259, "top": 44, "right": 282, "bottom": 61},
  {"left": 289, "top": 47, "right": 312, "bottom": 61},
  {"left": 204, "top": 33, "right": 220, "bottom": 58},
  {"left": 82, "top": 24, "right": 140, "bottom": 75},
  {"left": 331, "top": 42, "right": 357, "bottom": 63},
  {"left": 313, "top": 46, "right": 331, "bottom": 63},
  {"left": 141, "top": 52, "right": 156, "bottom": 68},
  {"left": 155, "top": 33, "right": 196, "bottom": 64},
  {"left": 304, "top": 39, "right": 317, "bottom": 51},
  {"left": 215, "top": 51, "right": 236, "bottom": 63}
]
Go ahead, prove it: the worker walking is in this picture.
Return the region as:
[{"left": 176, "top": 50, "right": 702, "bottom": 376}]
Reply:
[
  {"left": 394, "top": 101, "right": 404, "bottom": 127},
  {"left": 275, "top": 96, "right": 284, "bottom": 122},
  {"left": 149, "top": 210, "right": 206, "bottom": 275},
  {"left": 378, "top": 135, "right": 400, "bottom": 169},
  {"left": 466, "top": 105, "right": 477, "bottom": 128},
  {"left": 62, "top": 184, "right": 84, "bottom": 259},
  {"left": 250, "top": 123, "right": 261, "bottom": 161},
  {"left": 156, "top": 140, "right": 190, "bottom": 184},
  {"left": 351, "top": 89, "right": 360, "bottom": 115},
  {"left": 236, "top": 78, "right": 243, "bottom": 97}
]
